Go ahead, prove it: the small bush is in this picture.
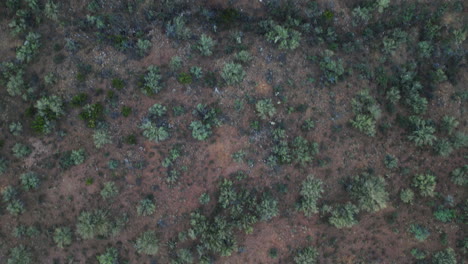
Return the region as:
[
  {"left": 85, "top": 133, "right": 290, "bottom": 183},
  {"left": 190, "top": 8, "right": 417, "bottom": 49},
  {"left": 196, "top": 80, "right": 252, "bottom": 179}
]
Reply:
[
  {"left": 97, "top": 247, "right": 119, "bottom": 264},
  {"left": 9, "top": 122, "right": 23, "bottom": 136},
  {"left": 263, "top": 20, "right": 301, "bottom": 50},
  {"left": 409, "top": 224, "right": 430, "bottom": 241},
  {"left": 234, "top": 50, "right": 252, "bottom": 64},
  {"left": 93, "top": 130, "right": 112, "bottom": 149},
  {"left": 0, "top": 157, "right": 8, "bottom": 174},
  {"left": 190, "top": 121, "right": 211, "bottom": 141},
  {"left": 297, "top": 175, "right": 324, "bottom": 217},
  {"left": 121, "top": 106, "right": 131, "bottom": 117},
  {"left": 433, "top": 208, "right": 456, "bottom": 223},
  {"left": 79, "top": 103, "right": 104, "bottom": 128},
  {"left": 434, "top": 139, "right": 453, "bottom": 157},
  {"left": 199, "top": 193, "right": 210, "bottom": 205},
  {"left": 134, "top": 230, "right": 159, "bottom": 255},
  {"left": 142, "top": 66, "right": 163, "bottom": 96},
  {"left": 432, "top": 248, "right": 457, "bottom": 264},
  {"left": 412, "top": 173, "right": 437, "bottom": 197},
  {"left": 319, "top": 50, "right": 344, "bottom": 84},
  {"left": 148, "top": 104, "right": 167, "bottom": 117},
  {"left": 100, "top": 182, "right": 119, "bottom": 199},
  {"left": 256, "top": 193, "right": 279, "bottom": 221},
  {"left": 197, "top": 34, "right": 216, "bottom": 56},
  {"left": 440, "top": 116, "right": 459, "bottom": 135},
  {"left": 16, "top": 32, "right": 41, "bottom": 63},
  {"left": 348, "top": 173, "right": 389, "bottom": 212},
  {"left": 408, "top": 118, "right": 437, "bottom": 147},
  {"left": 255, "top": 99, "right": 276, "bottom": 120},
  {"left": 450, "top": 165, "right": 467, "bottom": 186},
  {"left": 169, "top": 56, "right": 183, "bottom": 71},
  {"left": 12, "top": 143, "right": 32, "bottom": 158},
  {"left": 111, "top": 78, "right": 125, "bottom": 90},
  {"left": 8, "top": 245, "right": 32, "bottom": 264},
  {"left": 20, "top": 172, "right": 40, "bottom": 191},
  {"left": 329, "top": 203, "right": 359, "bottom": 228},
  {"left": 137, "top": 198, "right": 156, "bottom": 216},
  {"left": 384, "top": 154, "right": 398, "bottom": 169},
  {"left": 71, "top": 93, "right": 88, "bottom": 106},
  {"left": 190, "top": 66, "right": 203, "bottom": 79},
  {"left": 76, "top": 210, "right": 115, "bottom": 239},
  {"left": 410, "top": 248, "right": 427, "bottom": 260},
  {"left": 178, "top": 72, "right": 193, "bottom": 84},
  {"left": 166, "top": 15, "right": 191, "bottom": 40},
  {"left": 294, "top": 246, "right": 318, "bottom": 264},
  {"left": 2, "top": 186, "right": 17, "bottom": 202},
  {"left": 59, "top": 149, "right": 86, "bottom": 169},
  {"left": 221, "top": 62, "right": 245, "bottom": 85},
  {"left": 400, "top": 188, "right": 414, "bottom": 204},
  {"left": 53, "top": 227, "right": 72, "bottom": 248},
  {"left": 140, "top": 121, "right": 170, "bottom": 142},
  {"left": 137, "top": 39, "right": 152, "bottom": 57},
  {"left": 7, "top": 199, "right": 25, "bottom": 215}
]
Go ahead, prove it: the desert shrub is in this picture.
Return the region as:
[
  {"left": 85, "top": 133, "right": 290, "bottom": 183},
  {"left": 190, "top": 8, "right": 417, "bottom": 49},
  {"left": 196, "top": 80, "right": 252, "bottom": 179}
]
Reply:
[
  {"left": 221, "top": 62, "right": 245, "bottom": 85},
  {"left": 93, "top": 130, "right": 112, "bottom": 149},
  {"left": 178, "top": 72, "right": 193, "bottom": 84},
  {"left": 59, "top": 149, "right": 86, "bottom": 169},
  {"left": 350, "top": 89, "right": 381, "bottom": 136},
  {"left": 432, "top": 248, "right": 457, "bottom": 264},
  {"left": 190, "top": 66, "right": 203, "bottom": 79},
  {"left": 441, "top": 116, "right": 459, "bottom": 135},
  {"left": 301, "top": 119, "right": 315, "bottom": 131},
  {"left": 452, "top": 132, "right": 468, "bottom": 149},
  {"left": 199, "top": 193, "right": 210, "bottom": 205},
  {"left": 20, "top": 172, "right": 40, "bottom": 191},
  {"left": 9, "top": 122, "right": 23, "bottom": 136},
  {"left": 140, "top": 121, "right": 170, "bottom": 142},
  {"left": 409, "top": 224, "right": 430, "bottom": 241},
  {"left": 71, "top": 93, "right": 88, "bottom": 106},
  {"left": 408, "top": 118, "right": 437, "bottom": 147},
  {"left": 319, "top": 50, "right": 344, "bottom": 84},
  {"left": 6, "top": 68, "right": 26, "bottom": 97},
  {"left": 400, "top": 188, "right": 414, "bottom": 204},
  {"left": 190, "top": 121, "right": 211, "bottom": 141},
  {"left": 162, "top": 146, "right": 181, "bottom": 168},
  {"left": 412, "top": 173, "right": 437, "bottom": 197},
  {"left": 433, "top": 208, "right": 456, "bottom": 223},
  {"left": 12, "top": 143, "right": 32, "bottom": 158},
  {"left": 97, "top": 247, "right": 119, "bottom": 264},
  {"left": 33, "top": 95, "right": 65, "bottom": 133},
  {"left": 148, "top": 104, "right": 167, "bottom": 117},
  {"left": 53, "top": 227, "right": 72, "bottom": 248},
  {"left": 137, "top": 39, "right": 152, "bottom": 57},
  {"left": 175, "top": 248, "right": 193, "bottom": 263},
  {"left": 0, "top": 157, "right": 8, "bottom": 174},
  {"left": 434, "top": 139, "right": 453, "bottom": 157},
  {"left": 262, "top": 20, "right": 301, "bottom": 50},
  {"left": 169, "top": 56, "right": 183, "bottom": 71},
  {"left": 2, "top": 186, "right": 17, "bottom": 202},
  {"left": 348, "top": 173, "right": 389, "bottom": 212},
  {"left": 100, "top": 182, "right": 119, "bottom": 199},
  {"left": 256, "top": 192, "right": 279, "bottom": 221},
  {"left": 255, "top": 99, "right": 276, "bottom": 120},
  {"left": 7, "top": 199, "right": 25, "bottom": 215},
  {"left": 137, "top": 198, "right": 156, "bottom": 216},
  {"left": 134, "top": 230, "right": 159, "bottom": 255},
  {"left": 166, "top": 15, "right": 191, "bottom": 40},
  {"left": 450, "top": 165, "right": 467, "bottom": 186},
  {"left": 234, "top": 50, "right": 252, "bottom": 64},
  {"left": 418, "top": 41, "right": 433, "bottom": 58},
  {"left": 16, "top": 32, "right": 41, "bottom": 63},
  {"left": 8, "top": 245, "right": 32, "bottom": 264},
  {"left": 329, "top": 203, "right": 359, "bottom": 228},
  {"left": 386, "top": 87, "right": 401, "bottom": 104},
  {"left": 197, "top": 34, "right": 216, "bottom": 56},
  {"left": 411, "top": 248, "right": 428, "bottom": 260},
  {"left": 121, "top": 106, "right": 131, "bottom": 117},
  {"left": 79, "top": 103, "right": 104, "bottom": 128},
  {"left": 76, "top": 210, "right": 124, "bottom": 239},
  {"left": 44, "top": 1, "right": 59, "bottom": 20},
  {"left": 350, "top": 115, "right": 376, "bottom": 137},
  {"left": 384, "top": 154, "right": 398, "bottom": 169},
  {"left": 297, "top": 175, "right": 324, "bottom": 217},
  {"left": 142, "top": 66, "right": 163, "bottom": 96},
  {"left": 13, "top": 225, "right": 39, "bottom": 238},
  {"left": 294, "top": 246, "right": 318, "bottom": 264}
]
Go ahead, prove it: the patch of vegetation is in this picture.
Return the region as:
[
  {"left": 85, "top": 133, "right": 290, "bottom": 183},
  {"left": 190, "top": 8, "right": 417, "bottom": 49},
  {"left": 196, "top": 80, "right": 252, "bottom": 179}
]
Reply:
[
  {"left": 12, "top": 143, "right": 32, "bottom": 158},
  {"left": 328, "top": 203, "right": 359, "bottom": 228},
  {"left": 20, "top": 172, "right": 40, "bottom": 191},
  {"left": 347, "top": 173, "right": 389, "bottom": 212},
  {"left": 412, "top": 173, "right": 437, "bottom": 197},
  {"left": 7, "top": 245, "right": 32, "bottom": 264},
  {"left": 142, "top": 66, "right": 163, "bottom": 96},
  {"left": 221, "top": 62, "right": 245, "bottom": 85},
  {"left": 59, "top": 149, "right": 86, "bottom": 169},
  {"left": 134, "top": 230, "right": 159, "bottom": 255},
  {"left": 255, "top": 99, "right": 276, "bottom": 120},
  {"left": 97, "top": 247, "right": 119, "bottom": 264},
  {"left": 137, "top": 198, "right": 156, "bottom": 216},
  {"left": 197, "top": 34, "right": 216, "bottom": 56},
  {"left": 261, "top": 19, "right": 301, "bottom": 50},
  {"left": 450, "top": 165, "right": 467, "bottom": 186},
  {"left": 100, "top": 182, "right": 119, "bottom": 199},
  {"left": 409, "top": 224, "right": 430, "bottom": 241},
  {"left": 297, "top": 175, "right": 324, "bottom": 217},
  {"left": 350, "top": 90, "right": 381, "bottom": 136},
  {"left": 79, "top": 103, "right": 104, "bottom": 128},
  {"left": 294, "top": 246, "right": 318, "bottom": 264},
  {"left": 53, "top": 227, "right": 72, "bottom": 248}
]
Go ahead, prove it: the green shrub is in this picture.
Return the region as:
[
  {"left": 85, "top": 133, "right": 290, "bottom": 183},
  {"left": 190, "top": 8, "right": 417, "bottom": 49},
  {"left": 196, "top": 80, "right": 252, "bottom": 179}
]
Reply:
[
  {"left": 12, "top": 143, "right": 32, "bottom": 158},
  {"left": 8, "top": 245, "right": 32, "bottom": 264},
  {"left": 384, "top": 154, "right": 398, "bottom": 169},
  {"left": 190, "top": 121, "right": 211, "bottom": 141},
  {"left": 59, "top": 149, "right": 86, "bottom": 169},
  {"left": 408, "top": 118, "right": 437, "bottom": 147},
  {"left": 2, "top": 186, "right": 17, "bottom": 202},
  {"left": 190, "top": 66, "right": 203, "bottom": 79},
  {"left": 234, "top": 50, "right": 252, "bottom": 64},
  {"left": 319, "top": 50, "right": 344, "bottom": 84},
  {"left": 142, "top": 66, "right": 163, "bottom": 96},
  {"left": 76, "top": 210, "right": 114, "bottom": 239},
  {"left": 79, "top": 103, "right": 104, "bottom": 128},
  {"left": 53, "top": 227, "right": 72, "bottom": 248},
  {"left": 434, "top": 139, "right": 453, "bottom": 157},
  {"left": 433, "top": 208, "right": 456, "bottom": 223},
  {"left": 350, "top": 89, "right": 381, "bottom": 136},
  {"left": 221, "top": 62, "right": 245, "bottom": 85},
  {"left": 255, "top": 99, "right": 276, "bottom": 120},
  {"left": 409, "top": 224, "right": 430, "bottom": 241},
  {"left": 137, "top": 198, "right": 156, "bottom": 216},
  {"left": 97, "top": 247, "right": 119, "bottom": 264},
  {"left": 197, "top": 34, "right": 216, "bottom": 56},
  {"left": 100, "top": 182, "right": 119, "bottom": 199},
  {"left": 410, "top": 248, "right": 427, "bottom": 260},
  {"left": 140, "top": 121, "right": 170, "bottom": 142},
  {"left": 71, "top": 93, "right": 88, "bottom": 106},
  {"left": 166, "top": 15, "right": 191, "bottom": 40},
  {"left": 400, "top": 188, "right": 414, "bottom": 204},
  {"left": 108, "top": 159, "right": 119, "bottom": 170},
  {"left": 121, "top": 106, "right": 131, "bottom": 117},
  {"left": 169, "top": 56, "right": 183, "bottom": 71},
  {"left": 13, "top": 225, "right": 39, "bottom": 238},
  {"left": 93, "top": 130, "right": 112, "bottom": 149},
  {"left": 137, "top": 39, "right": 152, "bottom": 57},
  {"left": 262, "top": 20, "right": 301, "bottom": 50},
  {"left": 9, "top": 122, "right": 23, "bottom": 136},
  {"left": 16, "top": 32, "right": 41, "bottom": 63},
  {"left": 297, "top": 175, "right": 324, "bottom": 217},
  {"left": 199, "top": 193, "right": 210, "bottom": 205},
  {"left": 7, "top": 199, "right": 25, "bottom": 215},
  {"left": 294, "top": 246, "right": 318, "bottom": 264},
  {"left": 178, "top": 72, "right": 193, "bottom": 84},
  {"left": 35, "top": 95, "right": 64, "bottom": 119},
  {"left": 432, "top": 248, "right": 457, "bottom": 264},
  {"left": 256, "top": 193, "right": 279, "bottom": 221},
  {"left": 44, "top": 1, "right": 59, "bottom": 20},
  {"left": 134, "top": 230, "right": 159, "bottom": 255},
  {"left": 450, "top": 165, "right": 467, "bottom": 186},
  {"left": 348, "top": 173, "right": 389, "bottom": 212},
  {"left": 452, "top": 132, "right": 468, "bottom": 149},
  {"left": 0, "top": 157, "right": 8, "bottom": 174},
  {"left": 351, "top": 114, "right": 376, "bottom": 137},
  {"left": 148, "top": 103, "right": 167, "bottom": 117},
  {"left": 329, "top": 203, "right": 359, "bottom": 228},
  {"left": 441, "top": 116, "right": 459, "bottom": 135},
  {"left": 20, "top": 172, "right": 40, "bottom": 191},
  {"left": 6, "top": 69, "right": 25, "bottom": 97},
  {"left": 111, "top": 78, "right": 125, "bottom": 90},
  {"left": 412, "top": 173, "right": 437, "bottom": 197}
]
